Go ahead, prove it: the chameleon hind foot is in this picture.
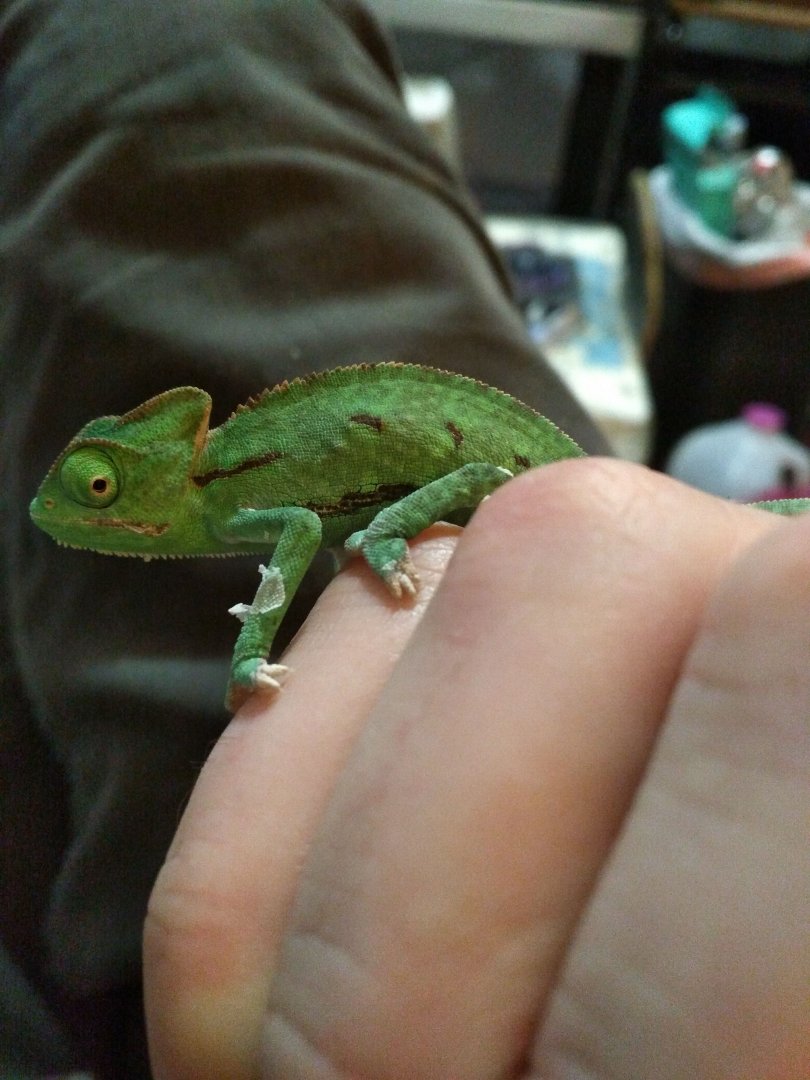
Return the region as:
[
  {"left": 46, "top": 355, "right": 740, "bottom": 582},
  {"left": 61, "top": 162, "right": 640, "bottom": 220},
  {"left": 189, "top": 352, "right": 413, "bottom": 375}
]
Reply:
[
  {"left": 381, "top": 550, "right": 419, "bottom": 599},
  {"left": 345, "top": 531, "right": 419, "bottom": 599},
  {"left": 345, "top": 463, "right": 513, "bottom": 601}
]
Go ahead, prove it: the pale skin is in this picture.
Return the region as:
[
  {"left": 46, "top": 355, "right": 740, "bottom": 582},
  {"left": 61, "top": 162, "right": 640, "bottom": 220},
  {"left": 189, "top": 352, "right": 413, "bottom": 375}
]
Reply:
[{"left": 144, "top": 459, "right": 810, "bottom": 1080}]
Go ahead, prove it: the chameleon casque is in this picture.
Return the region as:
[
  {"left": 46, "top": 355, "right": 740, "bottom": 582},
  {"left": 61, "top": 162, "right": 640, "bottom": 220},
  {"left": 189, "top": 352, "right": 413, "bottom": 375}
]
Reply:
[{"left": 29, "top": 362, "right": 809, "bottom": 710}]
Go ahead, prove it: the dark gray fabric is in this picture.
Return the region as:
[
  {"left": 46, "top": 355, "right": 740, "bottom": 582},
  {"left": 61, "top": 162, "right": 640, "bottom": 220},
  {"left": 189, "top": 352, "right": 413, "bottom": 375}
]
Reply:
[{"left": 0, "top": 0, "right": 606, "bottom": 1073}]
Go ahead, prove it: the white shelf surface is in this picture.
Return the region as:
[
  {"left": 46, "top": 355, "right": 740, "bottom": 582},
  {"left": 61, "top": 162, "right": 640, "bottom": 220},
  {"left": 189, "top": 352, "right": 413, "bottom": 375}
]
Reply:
[{"left": 366, "top": 0, "right": 643, "bottom": 57}]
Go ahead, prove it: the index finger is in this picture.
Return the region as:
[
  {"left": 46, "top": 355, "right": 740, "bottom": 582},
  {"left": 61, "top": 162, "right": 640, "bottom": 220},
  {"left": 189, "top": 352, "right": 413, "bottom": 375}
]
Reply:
[{"left": 145, "top": 527, "right": 461, "bottom": 1080}]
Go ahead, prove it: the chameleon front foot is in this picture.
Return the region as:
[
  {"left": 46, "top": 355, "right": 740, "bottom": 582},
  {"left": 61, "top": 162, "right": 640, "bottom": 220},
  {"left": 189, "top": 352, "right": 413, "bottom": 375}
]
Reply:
[{"left": 226, "top": 659, "right": 290, "bottom": 712}]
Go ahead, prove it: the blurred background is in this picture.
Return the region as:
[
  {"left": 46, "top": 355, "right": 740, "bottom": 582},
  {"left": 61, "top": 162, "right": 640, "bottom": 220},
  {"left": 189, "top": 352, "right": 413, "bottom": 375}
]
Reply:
[{"left": 369, "top": 0, "right": 810, "bottom": 497}]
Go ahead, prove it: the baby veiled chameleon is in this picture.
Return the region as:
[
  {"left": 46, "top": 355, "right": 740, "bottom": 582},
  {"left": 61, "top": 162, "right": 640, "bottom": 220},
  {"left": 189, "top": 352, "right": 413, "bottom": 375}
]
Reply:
[{"left": 30, "top": 363, "right": 808, "bottom": 710}]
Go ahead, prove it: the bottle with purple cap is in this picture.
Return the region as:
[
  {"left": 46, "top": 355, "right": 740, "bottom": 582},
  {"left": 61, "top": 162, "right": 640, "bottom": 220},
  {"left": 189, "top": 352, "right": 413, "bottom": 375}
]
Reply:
[{"left": 666, "top": 403, "right": 810, "bottom": 501}]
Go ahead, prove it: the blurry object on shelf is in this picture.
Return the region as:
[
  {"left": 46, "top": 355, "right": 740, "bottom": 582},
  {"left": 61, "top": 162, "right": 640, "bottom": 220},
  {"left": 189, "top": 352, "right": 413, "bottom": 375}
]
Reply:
[
  {"left": 733, "top": 146, "right": 795, "bottom": 240},
  {"left": 670, "top": 1, "right": 810, "bottom": 32},
  {"left": 666, "top": 403, "right": 810, "bottom": 501},
  {"left": 624, "top": 169, "right": 665, "bottom": 358},
  {"left": 663, "top": 86, "right": 743, "bottom": 237},
  {"left": 649, "top": 165, "right": 810, "bottom": 288},
  {"left": 488, "top": 216, "right": 653, "bottom": 463},
  {"left": 661, "top": 86, "right": 805, "bottom": 244},
  {"left": 499, "top": 243, "right": 581, "bottom": 345},
  {"left": 402, "top": 75, "right": 462, "bottom": 171}
]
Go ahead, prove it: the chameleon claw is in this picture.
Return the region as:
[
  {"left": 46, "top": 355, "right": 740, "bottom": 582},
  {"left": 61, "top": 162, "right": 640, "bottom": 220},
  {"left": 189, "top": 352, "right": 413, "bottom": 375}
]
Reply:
[
  {"left": 382, "top": 554, "right": 419, "bottom": 600},
  {"left": 253, "top": 661, "right": 290, "bottom": 693},
  {"left": 226, "top": 659, "right": 290, "bottom": 711},
  {"left": 345, "top": 530, "right": 419, "bottom": 599}
]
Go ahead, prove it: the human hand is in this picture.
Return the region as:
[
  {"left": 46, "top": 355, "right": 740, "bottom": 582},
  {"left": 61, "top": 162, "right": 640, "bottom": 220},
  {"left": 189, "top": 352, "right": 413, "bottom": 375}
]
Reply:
[{"left": 144, "top": 459, "right": 810, "bottom": 1080}]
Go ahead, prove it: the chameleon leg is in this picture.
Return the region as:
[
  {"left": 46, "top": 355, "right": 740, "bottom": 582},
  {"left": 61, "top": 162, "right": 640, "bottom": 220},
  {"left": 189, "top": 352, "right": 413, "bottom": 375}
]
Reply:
[
  {"left": 219, "top": 506, "right": 322, "bottom": 711},
  {"left": 345, "top": 462, "right": 512, "bottom": 598}
]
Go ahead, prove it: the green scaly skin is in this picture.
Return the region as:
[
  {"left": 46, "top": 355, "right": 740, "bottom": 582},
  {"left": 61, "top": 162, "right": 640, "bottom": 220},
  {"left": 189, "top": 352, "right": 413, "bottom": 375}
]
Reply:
[{"left": 28, "top": 362, "right": 808, "bottom": 710}]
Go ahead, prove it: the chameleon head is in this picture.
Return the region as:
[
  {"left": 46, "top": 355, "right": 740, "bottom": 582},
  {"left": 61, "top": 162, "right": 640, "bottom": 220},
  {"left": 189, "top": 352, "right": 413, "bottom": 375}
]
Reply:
[{"left": 29, "top": 387, "right": 212, "bottom": 557}]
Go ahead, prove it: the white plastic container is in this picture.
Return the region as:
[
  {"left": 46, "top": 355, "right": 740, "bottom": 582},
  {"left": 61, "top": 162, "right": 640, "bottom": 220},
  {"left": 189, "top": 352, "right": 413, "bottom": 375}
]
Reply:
[{"left": 666, "top": 403, "right": 810, "bottom": 500}]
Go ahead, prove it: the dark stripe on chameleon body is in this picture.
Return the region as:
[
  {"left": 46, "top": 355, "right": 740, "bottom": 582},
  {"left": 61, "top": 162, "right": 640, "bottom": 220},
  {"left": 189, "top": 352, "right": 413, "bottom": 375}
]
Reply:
[
  {"left": 192, "top": 450, "right": 284, "bottom": 487},
  {"left": 514, "top": 454, "right": 531, "bottom": 469},
  {"left": 445, "top": 421, "right": 463, "bottom": 447},
  {"left": 303, "top": 482, "right": 416, "bottom": 518},
  {"left": 350, "top": 413, "right": 384, "bottom": 432}
]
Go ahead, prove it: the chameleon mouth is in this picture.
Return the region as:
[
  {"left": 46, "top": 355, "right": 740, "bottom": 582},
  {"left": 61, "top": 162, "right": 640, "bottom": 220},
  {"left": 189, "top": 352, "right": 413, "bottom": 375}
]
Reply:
[
  {"left": 30, "top": 502, "right": 170, "bottom": 540},
  {"left": 83, "top": 517, "right": 171, "bottom": 537}
]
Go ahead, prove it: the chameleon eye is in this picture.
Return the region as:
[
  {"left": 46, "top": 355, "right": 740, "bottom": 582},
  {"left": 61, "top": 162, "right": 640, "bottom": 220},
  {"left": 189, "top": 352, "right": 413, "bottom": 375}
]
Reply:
[{"left": 59, "top": 448, "right": 120, "bottom": 508}]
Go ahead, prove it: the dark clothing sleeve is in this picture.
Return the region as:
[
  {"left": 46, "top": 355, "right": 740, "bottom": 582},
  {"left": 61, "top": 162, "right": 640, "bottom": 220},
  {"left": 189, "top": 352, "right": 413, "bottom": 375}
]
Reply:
[{"left": 0, "top": 1, "right": 605, "bottom": 1073}]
